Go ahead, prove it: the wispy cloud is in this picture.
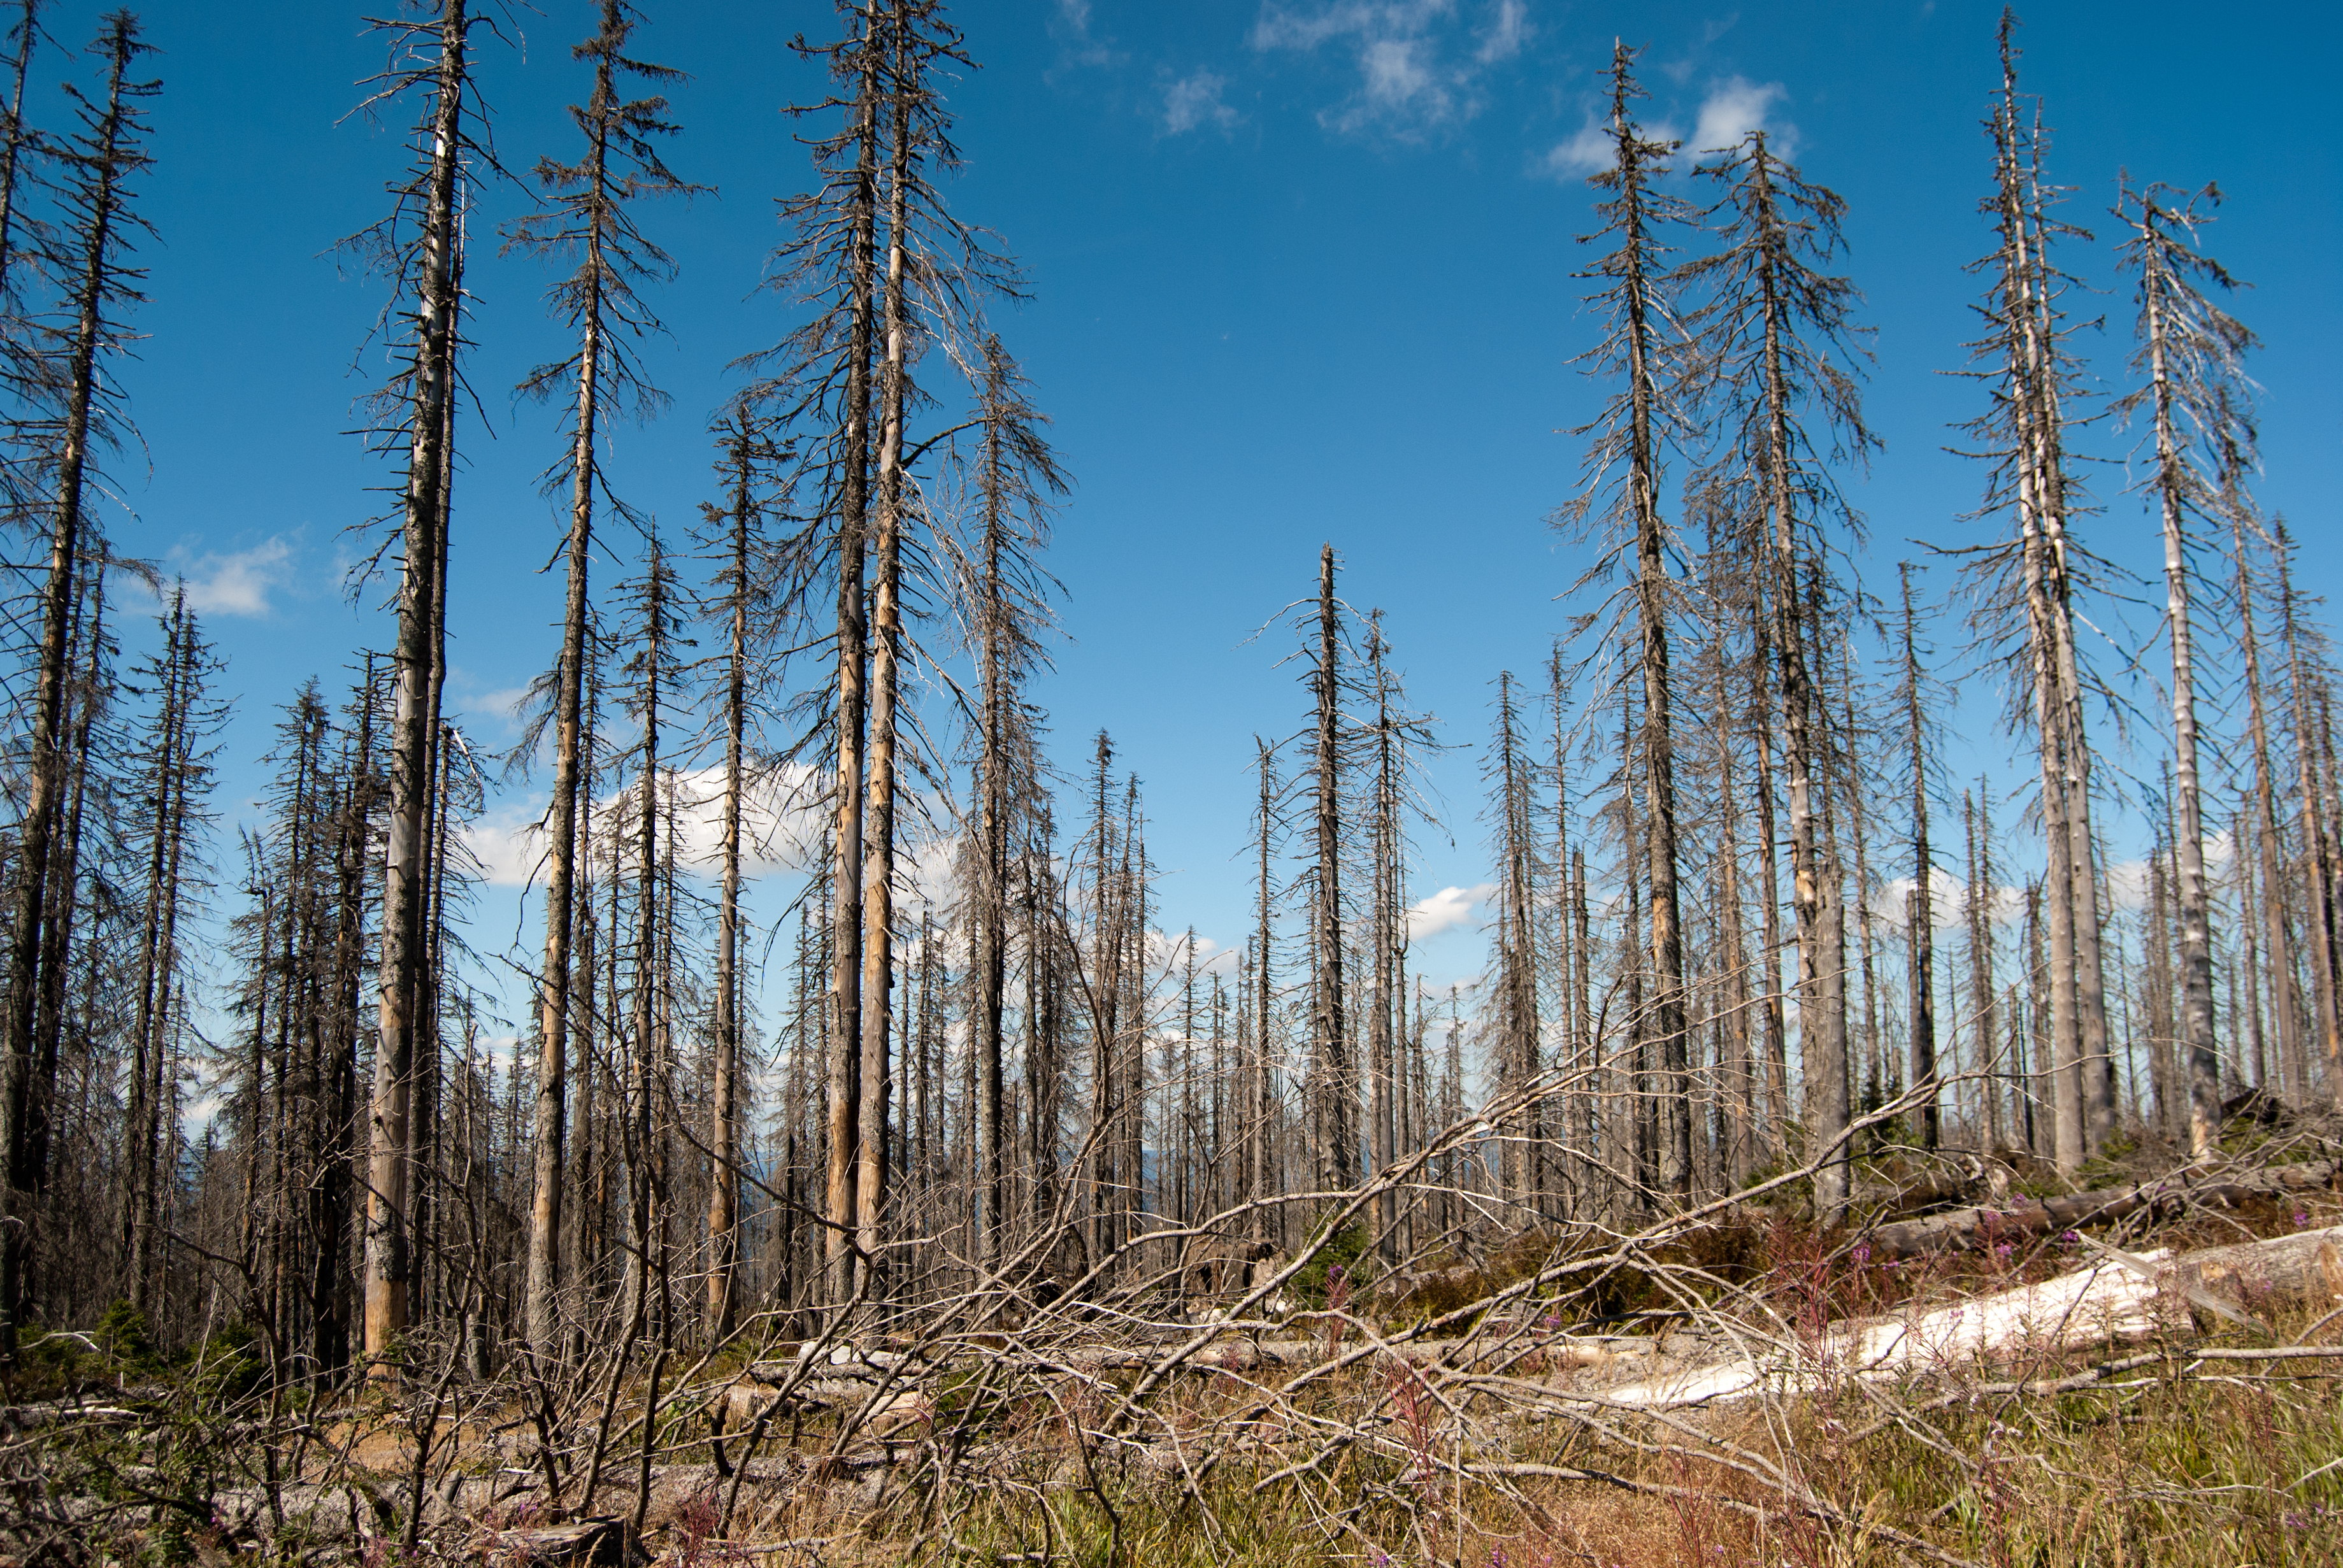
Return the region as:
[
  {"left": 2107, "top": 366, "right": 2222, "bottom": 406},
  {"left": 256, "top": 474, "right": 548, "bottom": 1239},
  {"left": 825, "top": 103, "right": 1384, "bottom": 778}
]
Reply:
[
  {"left": 450, "top": 683, "right": 531, "bottom": 737},
  {"left": 1147, "top": 927, "right": 1242, "bottom": 976},
  {"left": 1054, "top": 0, "right": 1120, "bottom": 69},
  {"left": 1537, "top": 72, "right": 1787, "bottom": 182},
  {"left": 1163, "top": 69, "right": 1241, "bottom": 135},
  {"left": 465, "top": 762, "right": 829, "bottom": 889},
  {"left": 1250, "top": 0, "right": 1523, "bottom": 136},
  {"left": 1688, "top": 75, "right": 1790, "bottom": 155},
  {"left": 1474, "top": 0, "right": 1528, "bottom": 64},
  {"left": 169, "top": 535, "right": 296, "bottom": 617},
  {"left": 1541, "top": 118, "right": 1616, "bottom": 178},
  {"left": 1409, "top": 882, "right": 1494, "bottom": 941},
  {"left": 1865, "top": 830, "right": 2239, "bottom": 935}
]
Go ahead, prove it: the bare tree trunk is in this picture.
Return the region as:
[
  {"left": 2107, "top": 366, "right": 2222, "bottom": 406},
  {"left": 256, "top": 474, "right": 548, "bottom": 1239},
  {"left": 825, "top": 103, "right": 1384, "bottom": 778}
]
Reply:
[
  {"left": 3, "top": 19, "right": 145, "bottom": 1358},
  {"left": 973, "top": 386, "right": 1012, "bottom": 1279},
  {"left": 2278, "top": 533, "right": 2342, "bottom": 1101},
  {"left": 365, "top": 0, "right": 467, "bottom": 1373},
  {"left": 823, "top": 22, "right": 880, "bottom": 1313},
  {"left": 21, "top": 579, "right": 102, "bottom": 1317},
  {"left": 2233, "top": 521, "right": 2304, "bottom": 1104},
  {"left": 2146, "top": 337, "right": 2221, "bottom": 1152},
  {"left": 622, "top": 552, "right": 670, "bottom": 1337},
  {"left": 1901, "top": 569, "right": 1938, "bottom": 1151},
  {"left": 1986, "top": 25, "right": 2101, "bottom": 1173},
  {"left": 1312, "top": 545, "right": 1356, "bottom": 1191},
  {"left": 1965, "top": 788, "right": 2003, "bottom": 1149},
  {"left": 568, "top": 648, "right": 605, "bottom": 1348},
  {"left": 708, "top": 418, "right": 754, "bottom": 1341},
  {"left": 1711, "top": 632, "right": 1754, "bottom": 1187},
  {"left": 1250, "top": 739, "right": 1277, "bottom": 1246},
  {"left": 122, "top": 595, "right": 189, "bottom": 1318},
  {"left": 855, "top": 9, "right": 918, "bottom": 1311},
  {"left": 524, "top": 108, "right": 605, "bottom": 1369},
  {"left": 1751, "top": 646, "right": 1790, "bottom": 1155}
]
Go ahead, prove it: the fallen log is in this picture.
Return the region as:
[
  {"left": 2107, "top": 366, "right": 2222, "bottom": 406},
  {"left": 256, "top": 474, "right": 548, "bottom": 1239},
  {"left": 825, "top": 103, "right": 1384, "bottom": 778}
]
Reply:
[
  {"left": 1861, "top": 1159, "right": 2340, "bottom": 1260},
  {"left": 1590, "top": 1223, "right": 2343, "bottom": 1410},
  {"left": 2168, "top": 1227, "right": 2343, "bottom": 1320},
  {"left": 485, "top": 1516, "right": 633, "bottom": 1565}
]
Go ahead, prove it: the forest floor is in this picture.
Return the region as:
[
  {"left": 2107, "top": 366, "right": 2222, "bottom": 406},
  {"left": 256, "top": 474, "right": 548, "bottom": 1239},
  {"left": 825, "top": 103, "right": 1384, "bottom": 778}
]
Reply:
[{"left": 12, "top": 1129, "right": 2343, "bottom": 1567}]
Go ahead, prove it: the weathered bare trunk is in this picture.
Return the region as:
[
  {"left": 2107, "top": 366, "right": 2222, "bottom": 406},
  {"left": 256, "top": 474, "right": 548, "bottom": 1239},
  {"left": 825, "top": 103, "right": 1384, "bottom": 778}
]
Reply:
[
  {"left": 2135, "top": 230, "right": 2221, "bottom": 1154},
  {"left": 708, "top": 419, "right": 753, "bottom": 1340},
  {"left": 1369, "top": 628, "right": 1399, "bottom": 1246},
  {"left": 824, "top": 21, "right": 880, "bottom": 1313},
  {"left": 524, "top": 83, "right": 608, "bottom": 1365},
  {"left": 1712, "top": 631, "right": 1754, "bottom": 1186},
  {"left": 1250, "top": 738, "right": 1277, "bottom": 1245},
  {"left": 2279, "top": 536, "right": 2343, "bottom": 1100},
  {"left": 1900, "top": 569, "right": 1938, "bottom": 1151},
  {"left": 622, "top": 555, "right": 668, "bottom": 1337},
  {"left": 1314, "top": 545, "right": 1355, "bottom": 1190},
  {"left": 22, "top": 578, "right": 102, "bottom": 1309},
  {"left": 972, "top": 393, "right": 1010, "bottom": 1281},
  {"left": 2233, "top": 521, "right": 2303, "bottom": 1103},
  {"left": 1988, "top": 45, "right": 2087, "bottom": 1174},
  {"left": 2, "top": 18, "right": 141, "bottom": 1358},
  {"left": 855, "top": 14, "right": 914, "bottom": 1304},
  {"left": 364, "top": 0, "right": 466, "bottom": 1373},
  {"left": 1965, "top": 790, "right": 2003, "bottom": 1149},
  {"left": 1596, "top": 73, "right": 1693, "bottom": 1204}
]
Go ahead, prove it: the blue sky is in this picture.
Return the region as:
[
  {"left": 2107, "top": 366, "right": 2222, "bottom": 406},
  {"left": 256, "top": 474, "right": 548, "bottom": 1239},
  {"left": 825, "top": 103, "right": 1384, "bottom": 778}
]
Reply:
[{"left": 69, "top": 0, "right": 2343, "bottom": 1035}]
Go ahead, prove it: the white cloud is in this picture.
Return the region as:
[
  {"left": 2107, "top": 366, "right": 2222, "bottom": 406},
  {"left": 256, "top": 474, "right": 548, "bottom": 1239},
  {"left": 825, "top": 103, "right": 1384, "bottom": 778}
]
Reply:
[
  {"left": 1409, "top": 882, "right": 1495, "bottom": 941},
  {"left": 1689, "top": 75, "right": 1790, "bottom": 155},
  {"left": 464, "top": 762, "right": 829, "bottom": 888},
  {"left": 171, "top": 535, "right": 295, "bottom": 617},
  {"left": 1475, "top": 0, "right": 1527, "bottom": 63},
  {"left": 464, "top": 801, "right": 552, "bottom": 889},
  {"left": 1147, "top": 927, "right": 1240, "bottom": 976},
  {"left": 1360, "top": 36, "right": 1439, "bottom": 111},
  {"left": 1252, "top": 0, "right": 1523, "bottom": 135},
  {"left": 1542, "top": 118, "right": 1615, "bottom": 177},
  {"left": 1163, "top": 69, "right": 1241, "bottom": 135},
  {"left": 452, "top": 684, "right": 531, "bottom": 736},
  {"left": 1865, "top": 830, "right": 2240, "bottom": 934},
  {"left": 1250, "top": 0, "right": 1457, "bottom": 52},
  {"left": 1054, "top": 0, "right": 1116, "bottom": 68}
]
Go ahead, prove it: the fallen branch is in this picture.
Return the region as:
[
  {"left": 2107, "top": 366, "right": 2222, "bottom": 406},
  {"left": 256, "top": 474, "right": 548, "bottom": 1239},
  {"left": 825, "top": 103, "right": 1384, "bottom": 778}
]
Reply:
[{"left": 1862, "top": 1159, "right": 2341, "bottom": 1259}]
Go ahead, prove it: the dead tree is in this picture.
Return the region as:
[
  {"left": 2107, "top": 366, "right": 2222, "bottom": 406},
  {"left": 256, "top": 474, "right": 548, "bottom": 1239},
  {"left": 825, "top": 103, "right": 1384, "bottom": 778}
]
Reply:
[
  {"left": 1960, "top": 12, "right": 2109, "bottom": 1174},
  {"left": 961, "top": 336, "right": 1064, "bottom": 1281},
  {"left": 2277, "top": 530, "right": 2342, "bottom": 1100},
  {"left": 2113, "top": 177, "right": 2262, "bottom": 1153},
  {"left": 1487, "top": 671, "right": 1540, "bottom": 1220},
  {"left": 694, "top": 408, "right": 791, "bottom": 1339},
  {"left": 1684, "top": 123, "right": 1876, "bottom": 1208},
  {"left": 754, "top": 1, "right": 882, "bottom": 1309},
  {"left": 507, "top": 0, "right": 699, "bottom": 1358},
  {"left": 617, "top": 529, "right": 689, "bottom": 1337},
  {"left": 1559, "top": 43, "right": 1695, "bottom": 1202},
  {"left": 343, "top": 0, "right": 478, "bottom": 1372},
  {"left": 119, "top": 592, "right": 214, "bottom": 1320},
  {"left": 1, "top": 14, "right": 153, "bottom": 1360},
  {"left": 1309, "top": 545, "right": 1357, "bottom": 1192},
  {"left": 1899, "top": 567, "right": 1940, "bottom": 1150}
]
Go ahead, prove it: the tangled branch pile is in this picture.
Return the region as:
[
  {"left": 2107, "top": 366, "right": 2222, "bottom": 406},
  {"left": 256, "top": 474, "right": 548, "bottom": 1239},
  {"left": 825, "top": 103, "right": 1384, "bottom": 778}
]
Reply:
[{"left": 14, "top": 1114, "right": 2343, "bottom": 1568}]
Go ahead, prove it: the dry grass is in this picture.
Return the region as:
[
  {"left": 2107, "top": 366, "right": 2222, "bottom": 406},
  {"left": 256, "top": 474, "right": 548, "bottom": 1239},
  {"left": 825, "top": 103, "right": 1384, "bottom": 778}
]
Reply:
[{"left": 14, "top": 1141, "right": 2343, "bottom": 1567}]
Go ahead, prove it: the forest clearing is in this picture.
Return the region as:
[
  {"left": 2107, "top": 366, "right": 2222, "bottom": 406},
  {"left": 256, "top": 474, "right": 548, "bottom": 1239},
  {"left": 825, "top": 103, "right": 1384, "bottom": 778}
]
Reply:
[{"left": 2, "top": 1, "right": 2340, "bottom": 1563}]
